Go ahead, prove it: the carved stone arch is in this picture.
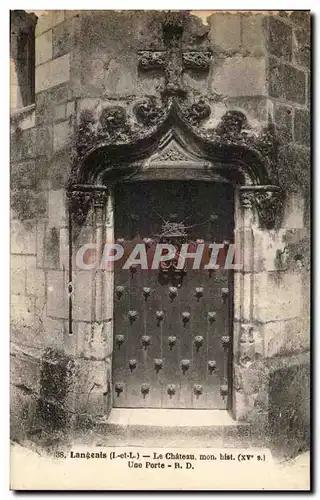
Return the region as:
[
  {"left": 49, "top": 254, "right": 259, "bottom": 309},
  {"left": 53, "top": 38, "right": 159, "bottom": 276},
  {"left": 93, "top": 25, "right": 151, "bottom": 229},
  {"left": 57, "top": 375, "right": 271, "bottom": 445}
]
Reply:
[{"left": 69, "top": 101, "right": 283, "bottom": 230}]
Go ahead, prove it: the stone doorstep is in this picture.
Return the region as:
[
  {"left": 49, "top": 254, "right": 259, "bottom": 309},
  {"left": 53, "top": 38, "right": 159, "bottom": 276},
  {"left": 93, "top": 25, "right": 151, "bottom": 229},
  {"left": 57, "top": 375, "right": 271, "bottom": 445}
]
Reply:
[
  {"left": 94, "top": 409, "right": 259, "bottom": 447},
  {"left": 106, "top": 408, "right": 238, "bottom": 428}
]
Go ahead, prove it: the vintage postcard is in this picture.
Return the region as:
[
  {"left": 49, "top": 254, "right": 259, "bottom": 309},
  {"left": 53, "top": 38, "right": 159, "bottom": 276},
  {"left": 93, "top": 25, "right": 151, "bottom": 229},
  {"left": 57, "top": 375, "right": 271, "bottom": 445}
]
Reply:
[{"left": 10, "top": 9, "right": 311, "bottom": 490}]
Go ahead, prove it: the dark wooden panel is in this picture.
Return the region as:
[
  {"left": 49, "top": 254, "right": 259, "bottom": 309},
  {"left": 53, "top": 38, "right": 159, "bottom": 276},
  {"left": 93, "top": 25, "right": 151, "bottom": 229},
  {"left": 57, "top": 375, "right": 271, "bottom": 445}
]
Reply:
[{"left": 112, "top": 181, "right": 234, "bottom": 409}]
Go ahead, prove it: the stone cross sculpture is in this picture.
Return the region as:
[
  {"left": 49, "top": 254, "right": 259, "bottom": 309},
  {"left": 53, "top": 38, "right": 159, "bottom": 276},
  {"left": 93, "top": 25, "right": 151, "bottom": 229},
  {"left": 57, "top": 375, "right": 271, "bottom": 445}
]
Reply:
[{"left": 138, "top": 11, "right": 212, "bottom": 98}]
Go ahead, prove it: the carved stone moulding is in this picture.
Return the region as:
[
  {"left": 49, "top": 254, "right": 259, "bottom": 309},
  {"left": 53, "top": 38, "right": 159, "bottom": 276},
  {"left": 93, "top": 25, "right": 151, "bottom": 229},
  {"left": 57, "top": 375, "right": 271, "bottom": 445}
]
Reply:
[
  {"left": 239, "top": 185, "right": 283, "bottom": 229},
  {"left": 67, "top": 184, "right": 108, "bottom": 228},
  {"left": 182, "top": 51, "right": 212, "bottom": 70}
]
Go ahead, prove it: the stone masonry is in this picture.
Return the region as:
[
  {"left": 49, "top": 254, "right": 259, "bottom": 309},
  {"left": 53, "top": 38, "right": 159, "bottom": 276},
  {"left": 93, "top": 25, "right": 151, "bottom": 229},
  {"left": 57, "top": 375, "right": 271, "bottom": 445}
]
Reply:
[{"left": 10, "top": 10, "right": 310, "bottom": 451}]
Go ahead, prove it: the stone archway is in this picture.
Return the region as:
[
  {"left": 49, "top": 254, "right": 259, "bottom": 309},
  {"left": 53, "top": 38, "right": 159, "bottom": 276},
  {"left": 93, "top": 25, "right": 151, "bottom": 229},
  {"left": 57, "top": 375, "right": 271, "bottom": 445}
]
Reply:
[{"left": 67, "top": 98, "right": 283, "bottom": 422}]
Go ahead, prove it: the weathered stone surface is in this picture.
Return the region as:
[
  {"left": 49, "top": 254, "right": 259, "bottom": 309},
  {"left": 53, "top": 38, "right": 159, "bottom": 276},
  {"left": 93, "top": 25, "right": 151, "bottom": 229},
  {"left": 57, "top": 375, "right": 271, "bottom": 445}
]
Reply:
[
  {"left": 11, "top": 160, "right": 37, "bottom": 189},
  {"left": 72, "top": 272, "right": 94, "bottom": 321},
  {"left": 35, "top": 83, "right": 70, "bottom": 125},
  {"left": 52, "top": 22, "right": 71, "bottom": 59},
  {"left": 212, "top": 56, "right": 267, "bottom": 97},
  {"left": 267, "top": 16, "right": 292, "bottom": 62},
  {"left": 36, "top": 30, "right": 53, "bottom": 66},
  {"left": 11, "top": 293, "right": 35, "bottom": 328},
  {"left": 48, "top": 189, "right": 67, "bottom": 228},
  {"left": 288, "top": 11, "right": 310, "bottom": 32},
  {"left": 283, "top": 192, "right": 305, "bottom": 228},
  {"left": 35, "top": 126, "right": 53, "bottom": 156},
  {"left": 268, "top": 352, "right": 310, "bottom": 455},
  {"left": 11, "top": 107, "right": 36, "bottom": 131},
  {"left": 11, "top": 128, "right": 37, "bottom": 162},
  {"left": 252, "top": 228, "right": 287, "bottom": 272},
  {"left": 36, "top": 54, "right": 70, "bottom": 93},
  {"left": 226, "top": 96, "right": 269, "bottom": 123},
  {"left": 209, "top": 13, "right": 241, "bottom": 53},
  {"left": 10, "top": 383, "right": 38, "bottom": 441},
  {"left": 268, "top": 58, "right": 306, "bottom": 104},
  {"left": 293, "top": 28, "right": 311, "bottom": 69},
  {"left": 54, "top": 103, "right": 66, "bottom": 121},
  {"left": 294, "top": 109, "right": 310, "bottom": 146},
  {"left": 274, "top": 104, "right": 293, "bottom": 142},
  {"left": 11, "top": 220, "right": 37, "bottom": 254},
  {"left": 25, "top": 256, "right": 46, "bottom": 296},
  {"left": 10, "top": 347, "right": 41, "bottom": 393},
  {"left": 10, "top": 254, "right": 26, "bottom": 295},
  {"left": 241, "top": 14, "right": 266, "bottom": 56},
  {"left": 262, "top": 318, "right": 309, "bottom": 357},
  {"left": 53, "top": 120, "right": 71, "bottom": 151},
  {"left": 70, "top": 358, "right": 109, "bottom": 393},
  {"left": 46, "top": 270, "right": 68, "bottom": 319},
  {"left": 44, "top": 226, "right": 60, "bottom": 268},
  {"left": 11, "top": 189, "right": 47, "bottom": 222},
  {"left": 35, "top": 10, "right": 65, "bottom": 36},
  {"left": 253, "top": 271, "right": 302, "bottom": 322},
  {"left": 41, "top": 316, "right": 66, "bottom": 350}
]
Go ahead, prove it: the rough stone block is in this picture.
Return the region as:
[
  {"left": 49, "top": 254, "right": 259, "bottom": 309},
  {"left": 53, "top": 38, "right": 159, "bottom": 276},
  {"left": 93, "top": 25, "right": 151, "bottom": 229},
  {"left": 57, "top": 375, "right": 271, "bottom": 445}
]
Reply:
[
  {"left": 42, "top": 315, "right": 66, "bottom": 350},
  {"left": 53, "top": 120, "right": 71, "bottom": 151},
  {"left": 59, "top": 228, "right": 69, "bottom": 270},
  {"left": 11, "top": 189, "right": 47, "bottom": 222},
  {"left": 10, "top": 383, "right": 37, "bottom": 441},
  {"left": 48, "top": 189, "right": 67, "bottom": 228},
  {"left": 10, "top": 160, "right": 37, "bottom": 189},
  {"left": 226, "top": 96, "right": 269, "bottom": 123},
  {"left": 35, "top": 10, "right": 65, "bottom": 36},
  {"left": 35, "top": 83, "right": 70, "bottom": 125},
  {"left": 267, "top": 16, "right": 292, "bottom": 62},
  {"left": 241, "top": 14, "right": 266, "bottom": 56},
  {"left": 268, "top": 353, "right": 310, "bottom": 455},
  {"left": 268, "top": 58, "right": 306, "bottom": 104},
  {"left": 66, "top": 101, "right": 75, "bottom": 117},
  {"left": 294, "top": 109, "right": 310, "bottom": 147},
  {"left": 262, "top": 318, "right": 309, "bottom": 357},
  {"left": 11, "top": 255, "right": 26, "bottom": 295},
  {"left": 54, "top": 103, "right": 66, "bottom": 121},
  {"left": 212, "top": 56, "right": 267, "bottom": 97},
  {"left": 11, "top": 220, "right": 37, "bottom": 254},
  {"left": 35, "top": 126, "right": 53, "bottom": 156},
  {"left": 73, "top": 321, "right": 110, "bottom": 359},
  {"left": 48, "top": 151, "right": 71, "bottom": 189},
  {"left": 253, "top": 271, "right": 302, "bottom": 322},
  {"left": 252, "top": 228, "right": 287, "bottom": 272},
  {"left": 46, "top": 270, "right": 68, "bottom": 319},
  {"left": 288, "top": 11, "right": 311, "bottom": 31},
  {"left": 283, "top": 192, "right": 305, "bottom": 229},
  {"left": 10, "top": 348, "right": 41, "bottom": 393},
  {"left": 36, "top": 30, "right": 53, "bottom": 66},
  {"left": 72, "top": 271, "right": 94, "bottom": 321},
  {"left": 35, "top": 54, "right": 70, "bottom": 94},
  {"left": 11, "top": 294, "right": 35, "bottom": 328},
  {"left": 11, "top": 128, "right": 37, "bottom": 162},
  {"left": 52, "top": 22, "right": 71, "bottom": 59},
  {"left": 44, "top": 226, "right": 60, "bottom": 269},
  {"left": 209, "top": 13, "right": 241, "bottom": 53},
  {"left": 11, "top": 108, "right": 36, "bottom": 131},
  {"left": 274, "top": 104, "right": 293, "bottom": 142},
  {"left": 293, "top": 28, "right": 311, "bottom": 69},
  {"left": 69, "top": 358, "right": 110, "bottom": 415},
  {"left": 25, "top": 256, "right": 46, "bottom": 297}
]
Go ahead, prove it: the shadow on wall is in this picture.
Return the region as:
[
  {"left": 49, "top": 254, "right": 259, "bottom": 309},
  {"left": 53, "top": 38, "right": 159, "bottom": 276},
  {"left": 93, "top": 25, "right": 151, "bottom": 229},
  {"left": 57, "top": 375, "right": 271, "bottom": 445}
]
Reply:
[{"left": 268, "top": 361, "right": 310, "bottom": 458}]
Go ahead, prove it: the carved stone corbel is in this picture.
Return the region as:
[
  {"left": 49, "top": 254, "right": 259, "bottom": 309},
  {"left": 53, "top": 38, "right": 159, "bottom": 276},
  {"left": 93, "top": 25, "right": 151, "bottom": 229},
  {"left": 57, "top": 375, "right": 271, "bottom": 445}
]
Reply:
[
  {"left": 239, "top": 186, "right": 283, "bottom": 229},
  {"left": 67, "top": 185, "right": 108, "bottom": 228},
  {"left": 253, "top": 189, "right": 283, "bottom": 229}
]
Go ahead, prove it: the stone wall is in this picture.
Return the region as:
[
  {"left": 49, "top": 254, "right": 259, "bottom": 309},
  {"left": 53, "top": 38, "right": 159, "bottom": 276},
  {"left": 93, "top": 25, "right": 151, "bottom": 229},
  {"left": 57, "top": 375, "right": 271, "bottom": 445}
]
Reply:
[{"left": 10, "top": 10, "right": 310, "bottom": 445}]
